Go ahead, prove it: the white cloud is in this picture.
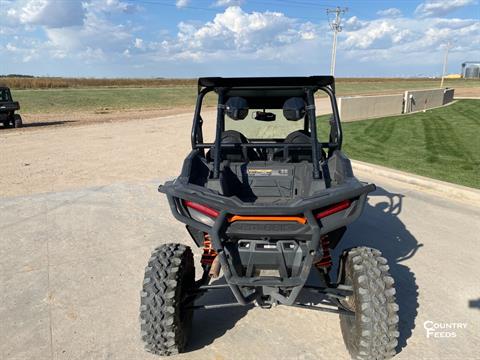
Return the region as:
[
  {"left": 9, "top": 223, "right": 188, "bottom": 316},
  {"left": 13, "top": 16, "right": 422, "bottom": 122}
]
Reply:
[
  {"left": 344, "top": 16, "right": 366, "bottom": 31},
  {"left": 136, "top": 5, "right": 480, "bottom": 74},
  {"left": 340, "top": 15, "right": 480, "bottom": 67},
  {"left": 415, "top": 0, "right": 476, "bottom": 18},
  {"left": 164, "top": 6, "right": 317, "bottom": 58},
  {"left": 213, "top": 0, "right": 244, "bottom": 7},
  {"left": 45, "top": 12, "right": 132, "bottom": 54},
  {"left": 18, "top": 0, "right": 86, "bottom": 28},
  {"left": 3, "top": 39, "right": 40, "bottom": 62},
  {"left": 377, "top": 8, "right": 402, "bottom": 18},
  {"left": 87, "top": 0, "right": 139, "bottom": 14},
  {"left": 343, "top": 20, "right": 401, "bottom": 49},
  {"left": 176, "top": 0, "right": 189, "bottom": 8},
  {"left": 78, "top": 47, "right": 106, "bottom": 63},
  {"left": 1, "top": 0, "right": 140, "bottom": 63}
]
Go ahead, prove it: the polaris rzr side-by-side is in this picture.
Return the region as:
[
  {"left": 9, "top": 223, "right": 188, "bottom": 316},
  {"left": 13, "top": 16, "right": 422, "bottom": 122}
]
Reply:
[
  {"left": 140, "top": 76, "right": 399, "bottom": 359},
  {"left": 0, "top": 87, "right": 22, "bottom": 128}
]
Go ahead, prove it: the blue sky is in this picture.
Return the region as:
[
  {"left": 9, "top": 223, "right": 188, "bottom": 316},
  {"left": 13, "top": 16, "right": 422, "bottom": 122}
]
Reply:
[{"left": 1, "top": 0, "right": 479, "bottom": 77}]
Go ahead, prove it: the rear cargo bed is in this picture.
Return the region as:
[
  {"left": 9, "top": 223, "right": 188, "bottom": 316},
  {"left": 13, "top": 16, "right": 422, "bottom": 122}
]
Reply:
[{"left": 220, "top": 162, "right": 327, "bottom": 203}]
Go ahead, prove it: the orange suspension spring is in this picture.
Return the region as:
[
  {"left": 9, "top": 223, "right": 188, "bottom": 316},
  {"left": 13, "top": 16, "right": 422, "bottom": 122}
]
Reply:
[
  {"left": 201, "top": 235, "right": 217, "bottom": 266},
  {"left": 314, "top": 235, "right": 332, "bottom": 268}
]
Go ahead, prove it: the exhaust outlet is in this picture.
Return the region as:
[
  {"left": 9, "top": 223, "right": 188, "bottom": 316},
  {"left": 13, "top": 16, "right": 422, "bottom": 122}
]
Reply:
[{"left": 208, "top": 255, "right": 221, "bottom": 278}]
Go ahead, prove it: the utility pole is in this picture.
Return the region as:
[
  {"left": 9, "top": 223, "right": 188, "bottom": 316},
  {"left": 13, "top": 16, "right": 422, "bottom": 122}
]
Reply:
[
  {"left": 327, "top": 6, "right": 348, "bottom": 76},
  {"left": 440, "top": 41, "right": 452, "bottom": 88}
]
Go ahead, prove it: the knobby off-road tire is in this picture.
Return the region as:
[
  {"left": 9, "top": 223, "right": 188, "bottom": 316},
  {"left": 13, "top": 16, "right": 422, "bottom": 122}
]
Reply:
[
  {"left": 339, "top": 247, "right": 399, "bottom": 360},
  {"left": 140, "top": 243, "right": 195, "bottom": 356},
  {"left": 14, "top": 114, "right": 22, "bottom": 128}
]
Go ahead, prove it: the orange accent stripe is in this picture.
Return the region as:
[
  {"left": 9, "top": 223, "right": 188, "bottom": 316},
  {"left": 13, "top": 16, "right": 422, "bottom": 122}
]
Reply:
[{"left": 228, "top": 215, "right": 307, "bottom": 224}]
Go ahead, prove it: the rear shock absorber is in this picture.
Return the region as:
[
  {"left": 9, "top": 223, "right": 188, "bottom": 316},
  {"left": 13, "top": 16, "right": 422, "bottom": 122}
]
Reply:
[
  {"left": 201, "top": 234, "right": 217, "bottom": 266},
  {"left": 314, "top": 235, "right": 332, "bottom": 268},
  {"left": 201, "top": 234, "right": 221, "bottom": 279}
]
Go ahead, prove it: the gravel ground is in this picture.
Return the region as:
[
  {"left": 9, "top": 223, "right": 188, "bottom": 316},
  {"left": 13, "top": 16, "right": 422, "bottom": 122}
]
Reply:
[{"left": 1, "top": 172, "right": 479, "bottom": 360}]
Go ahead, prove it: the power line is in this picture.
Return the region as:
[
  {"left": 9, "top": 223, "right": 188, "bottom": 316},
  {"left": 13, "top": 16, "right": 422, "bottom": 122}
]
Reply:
[
  {"left": 267, "top": 0, "right": 338, "bottom": 9},
  {"left": 136, "top": 0, "right": 329, "bottom": 11},
  {"left": 136, "top": 0, "right": 218, "bottom": 13},
  {"left": 326, "top": 6, "right": 347, "bottom": 76},
  {"left": 135, "top": 0, "right": 332, "bottom": 21}
]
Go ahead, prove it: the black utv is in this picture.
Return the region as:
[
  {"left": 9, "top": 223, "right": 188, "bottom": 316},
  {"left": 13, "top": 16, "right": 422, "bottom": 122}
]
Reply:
[
  {"left": 0, "top": 87, "right": 22, "bottom": 128},
  {"left": 140, "top": 76, "right": 399, "bottom": 359}
]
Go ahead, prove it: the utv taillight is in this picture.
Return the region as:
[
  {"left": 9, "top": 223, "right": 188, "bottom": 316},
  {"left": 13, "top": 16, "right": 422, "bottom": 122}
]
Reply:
[
  {"left": 183, "top": 200, "right": 219, "bottom": 226},
  {"left": 315, "top": 200, "right": 351, "bottom": 219}
]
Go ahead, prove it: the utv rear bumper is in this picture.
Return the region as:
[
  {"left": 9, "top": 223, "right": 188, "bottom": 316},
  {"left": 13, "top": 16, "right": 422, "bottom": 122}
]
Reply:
[{"left": 159, "top": 180, "right": 375, "bottom": 305}]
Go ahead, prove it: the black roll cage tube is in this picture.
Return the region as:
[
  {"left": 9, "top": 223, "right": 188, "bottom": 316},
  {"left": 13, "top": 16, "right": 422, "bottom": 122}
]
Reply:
[{"left": 190, "top": 85, "right": 343, "bottom": 180}]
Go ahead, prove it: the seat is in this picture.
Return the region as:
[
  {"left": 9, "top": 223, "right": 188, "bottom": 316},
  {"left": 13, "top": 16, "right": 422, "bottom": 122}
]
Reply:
[
  {"left": 273, "top": 130, "right": 313, "bottom": 162},
  {"left": 207, "top": 130, "right": 259, "bottom": 162}
]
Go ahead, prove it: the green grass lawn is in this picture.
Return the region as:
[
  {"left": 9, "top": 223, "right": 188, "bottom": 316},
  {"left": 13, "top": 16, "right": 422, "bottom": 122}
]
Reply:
[
  {"left": 12, "top": 78, "right": 479, "bottom": 114},
  {"left": 333, "top": 78, "right": 479, "bottom": 96},
  {"left": 318, "top": 100, "right": 480, "bottom": 188}
]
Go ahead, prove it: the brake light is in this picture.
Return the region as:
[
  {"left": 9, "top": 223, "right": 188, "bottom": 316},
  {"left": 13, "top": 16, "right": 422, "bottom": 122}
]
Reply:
[
  {"left": 315, "top": 200, "right": 351, "bottom": 219},
  {"left": 183, "top": 200, "right": 219, "bottom": 217},
  {"left": 183, "top": 200, "right": 219, "bottom": 226}
]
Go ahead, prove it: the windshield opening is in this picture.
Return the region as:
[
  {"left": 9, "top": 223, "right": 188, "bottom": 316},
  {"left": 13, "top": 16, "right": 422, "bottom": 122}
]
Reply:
[
  {"left": 197, "top": 86, "right": 339, "bottom": 148},
  {"left": 225, "top": 108, "right": 304, "bottom": 139}
]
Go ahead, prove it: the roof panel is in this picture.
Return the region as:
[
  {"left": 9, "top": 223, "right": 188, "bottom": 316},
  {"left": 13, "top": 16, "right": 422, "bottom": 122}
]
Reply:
[{"left": 198, "top": 76, "right": 334, "bottom": 89}]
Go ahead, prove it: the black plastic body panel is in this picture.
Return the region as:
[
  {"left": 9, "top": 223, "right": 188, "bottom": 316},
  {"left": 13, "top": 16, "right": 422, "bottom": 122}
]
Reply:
[{"left": 0, "top": 101, "right": 20, "bottom": 113}]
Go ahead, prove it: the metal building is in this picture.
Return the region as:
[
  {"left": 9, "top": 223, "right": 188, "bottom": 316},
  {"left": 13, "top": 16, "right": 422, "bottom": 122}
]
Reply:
[{"left": 461, "top": 62, "right": 480, "bottom": 79}]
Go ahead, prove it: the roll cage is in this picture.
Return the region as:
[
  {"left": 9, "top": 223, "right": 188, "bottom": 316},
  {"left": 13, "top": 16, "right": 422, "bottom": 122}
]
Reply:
[
  {"left": 190, "top": 76, "right": 343, "bottom": 180},
  {"left": 0, "top": 87, "right": 13, "bottom": 102}
]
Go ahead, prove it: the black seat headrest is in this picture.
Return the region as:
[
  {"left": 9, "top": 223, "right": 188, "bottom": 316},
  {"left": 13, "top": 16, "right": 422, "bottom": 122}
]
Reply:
[
  {"left": 283, "top": 97, "right": 306, "bottom": 121},
  {"left": 225, "top": 97, "right": 249, "bottom": 120},
  {"left": 272, "top": 130, "right": 312, "bottom": 162},
  {"left": 221, "top": 130, "right": 248, "bottom": 144},
  {"left": 205, "top": 130, "right": 259, "bottom": 162},
  {"left": 284, "top": 130, "right": 311, "bottom": 144}
]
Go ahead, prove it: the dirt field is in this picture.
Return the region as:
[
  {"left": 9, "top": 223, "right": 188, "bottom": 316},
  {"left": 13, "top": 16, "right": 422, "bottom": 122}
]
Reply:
[
  {"left": 0, "top": 112, "right": 205, "bottom": 197},
  {"left": 18, "top": 107, "right": 196, "bottom": 130}
]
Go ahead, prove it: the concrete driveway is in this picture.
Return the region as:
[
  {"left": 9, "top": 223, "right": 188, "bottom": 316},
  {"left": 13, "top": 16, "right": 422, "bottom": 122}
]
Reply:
[{"left": 1, "top": 170, "right": 480, "bottom": 360}]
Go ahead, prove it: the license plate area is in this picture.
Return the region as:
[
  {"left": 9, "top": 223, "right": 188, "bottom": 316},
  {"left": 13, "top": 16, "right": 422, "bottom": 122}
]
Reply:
[{"left": 229, "top": 239, "right": 306, "bottom": 277}]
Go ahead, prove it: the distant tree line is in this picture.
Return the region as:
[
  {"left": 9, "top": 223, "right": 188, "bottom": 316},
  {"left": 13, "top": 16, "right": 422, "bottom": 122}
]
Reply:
[{"left": 0, "top": 74, "right": 35, "bottom": 78}]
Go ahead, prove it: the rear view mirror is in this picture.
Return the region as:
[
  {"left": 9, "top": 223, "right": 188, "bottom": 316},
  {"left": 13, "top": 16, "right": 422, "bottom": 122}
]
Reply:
[{"left": 254, "top": 111, "right": 276, "bottom": 121}]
